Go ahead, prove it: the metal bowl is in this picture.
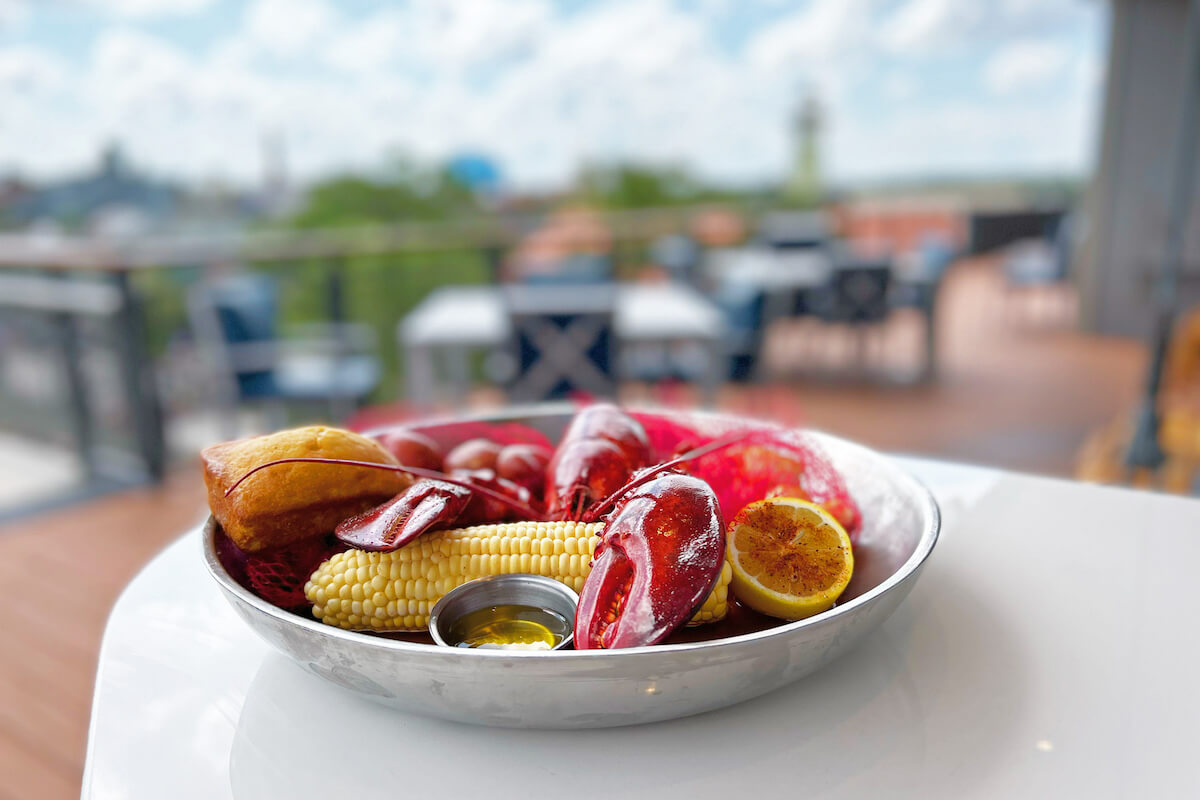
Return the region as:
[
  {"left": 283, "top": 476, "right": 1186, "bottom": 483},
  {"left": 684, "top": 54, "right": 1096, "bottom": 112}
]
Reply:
[
  {"left": 201, "top": 407, "right": 939, "bottom": 729},
  {"left": 429, "top": 573, "right": 578, "bottom": 650}
]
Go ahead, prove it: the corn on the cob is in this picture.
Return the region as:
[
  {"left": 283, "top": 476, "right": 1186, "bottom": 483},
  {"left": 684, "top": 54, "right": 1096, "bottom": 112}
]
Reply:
[{"left": 305, "top": 519, "right": 732, "bottom": 632}]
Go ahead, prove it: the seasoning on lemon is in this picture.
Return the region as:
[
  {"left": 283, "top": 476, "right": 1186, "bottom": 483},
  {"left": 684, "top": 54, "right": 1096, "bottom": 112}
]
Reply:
[{"left": 726, "top": 497, "right": 854, "bottom": 620}]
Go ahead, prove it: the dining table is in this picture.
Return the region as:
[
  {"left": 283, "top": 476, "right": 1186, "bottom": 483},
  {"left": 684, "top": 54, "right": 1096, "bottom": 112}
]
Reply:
[
  {"left": 83, "top": 455, "right": 1200, "bottom": 798},
  {"left": 398, "top": 283, "right": 729, "bottom": 406},
  {"left": 701, "top": 246, "right": 942, "bottom": 381}
]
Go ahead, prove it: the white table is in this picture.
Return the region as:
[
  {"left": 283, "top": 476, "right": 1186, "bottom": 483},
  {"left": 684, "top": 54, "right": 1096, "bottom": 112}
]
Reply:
[
  {"left": 83, "top": 460, "right": 1200, "bottom": 798},
  {"left": 398, "top": 284, "right": 728, "bottom": 406}
]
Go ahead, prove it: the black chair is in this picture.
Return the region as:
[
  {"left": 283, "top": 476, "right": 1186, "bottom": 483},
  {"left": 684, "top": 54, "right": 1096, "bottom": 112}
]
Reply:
[
  {"left": 710, "top": 282, "right": 767, "bottom": 382},
  {"left": 891, "top": 235, "right": 955, "bottom": 380},
  {"left": 188, "top": 272, "right": 381, "bottom": 433},
  {"left": 819, "top": 264, "right": 893, "bottom": 324},
  {"left": 808, "top": 257, "right": 893, "bottom": 373},
  {"left": 503, "top": 285, "right": 617, "bottom": 402}
]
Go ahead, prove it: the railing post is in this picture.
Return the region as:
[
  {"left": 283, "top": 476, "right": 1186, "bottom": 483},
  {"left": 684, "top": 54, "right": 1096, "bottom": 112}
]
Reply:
[
  {"left": 326, "top": 257, "right": 346, "bottom": 322},
  {"left": 52, "top": 303, "right": 98, "bottom": 481},
  {"left": 484, "top": 245, "right": 504, "bottom": 284},
  {"left": 112, "top": 271, "right": 166, "bottom": 482}
]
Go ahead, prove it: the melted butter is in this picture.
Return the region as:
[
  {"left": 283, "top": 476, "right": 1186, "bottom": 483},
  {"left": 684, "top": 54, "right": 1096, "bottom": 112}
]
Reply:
[{"left": 447, "top": 604, "right": 570, "bottom": 649}]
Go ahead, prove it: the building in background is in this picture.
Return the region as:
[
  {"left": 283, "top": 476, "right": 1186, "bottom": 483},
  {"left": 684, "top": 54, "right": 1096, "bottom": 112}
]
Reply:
[
  {"left": 1, "top": 144, "right": 178, "bottom": 235},
  {"left": 783, "top": 91, "right": 823, "bottom": 209},
  {"left": 1079, "top": 0, "right": 1200, "bottom": 338}
]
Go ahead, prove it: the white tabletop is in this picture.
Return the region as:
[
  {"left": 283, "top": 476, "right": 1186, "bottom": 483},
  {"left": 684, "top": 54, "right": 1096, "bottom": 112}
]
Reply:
[
  {"left": 399, "top": 284, "right": 727, "bottom": 348},
  {"left": 83, "top": 459, "right": 1200, "bottom": 799}
]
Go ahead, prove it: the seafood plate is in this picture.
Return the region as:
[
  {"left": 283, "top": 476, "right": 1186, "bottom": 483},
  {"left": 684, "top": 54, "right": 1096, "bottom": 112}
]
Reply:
[{"left": 201, "top": 404, "right": 939, "bottom": 728}]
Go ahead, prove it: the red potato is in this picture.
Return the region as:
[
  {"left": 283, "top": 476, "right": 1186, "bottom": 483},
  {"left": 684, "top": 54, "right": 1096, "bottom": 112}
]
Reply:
[
  {"left": 372, "top": 430, "right": 444, "bottom": 472},
  {"left": 444, "top": 438, "right": 502, "bottom": 472},
  {"left": 495, "top": 443, "right": 553, "bottom": 493}
]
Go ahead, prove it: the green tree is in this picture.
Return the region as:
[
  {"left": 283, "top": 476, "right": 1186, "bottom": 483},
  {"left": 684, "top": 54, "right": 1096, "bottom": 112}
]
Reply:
[{"left": 288, "top": 165, "right": 480, "bottom": 228}]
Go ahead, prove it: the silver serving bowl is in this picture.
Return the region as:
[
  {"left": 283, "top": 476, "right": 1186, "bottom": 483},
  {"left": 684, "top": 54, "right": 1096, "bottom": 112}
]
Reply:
[{"left": 202, "top": 407, "right": 939, "bottom": 729}]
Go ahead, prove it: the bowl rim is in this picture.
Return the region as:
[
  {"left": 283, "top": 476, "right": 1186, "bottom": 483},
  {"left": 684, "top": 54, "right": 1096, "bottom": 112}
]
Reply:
[{"left": 201, "top": 404, "right": 940, "bottom": 661}]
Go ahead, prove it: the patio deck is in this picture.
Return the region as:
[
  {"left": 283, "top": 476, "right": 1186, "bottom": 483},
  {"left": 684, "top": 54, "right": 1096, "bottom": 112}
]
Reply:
[{"left": 0, "top": 258, "right": 1146, "bottom": 798}]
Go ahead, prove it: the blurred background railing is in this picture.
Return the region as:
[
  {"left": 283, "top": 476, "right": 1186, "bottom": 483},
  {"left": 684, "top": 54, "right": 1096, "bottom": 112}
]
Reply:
[{"left": 0, "top": 191, "right": 1079, "bottom": 516}]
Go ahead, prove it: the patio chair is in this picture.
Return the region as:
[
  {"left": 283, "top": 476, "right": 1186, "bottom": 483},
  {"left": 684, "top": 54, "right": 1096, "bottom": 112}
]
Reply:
[
  {"left": 187, "top": 273, "right": 381, "bottom": 434},
  {"left": 710, "top": 282, "right": 767, "bottom": 382},
  {"left": 1002, "top": 213, "right": 1077, "bottom": 326},
  {"left": 502, "top": 284, "right": 617, "bottom": 402},
  {"left": 651, "top": 234, "right": 703, "bottom": 285},
  {"left": 809, "top": 258, "right": 893, "bottom": 373},
  {"left": 890, "top": 235, "right": 956, "bottom": 380}
]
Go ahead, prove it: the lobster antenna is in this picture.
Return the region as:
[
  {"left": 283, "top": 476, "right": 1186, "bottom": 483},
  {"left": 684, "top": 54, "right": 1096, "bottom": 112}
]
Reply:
[
  {"left": 581, "top": 432, "right": 749, "bottom": 522},
  {"left": 223, "top": 457, "right": 544, "bottom": 521}
]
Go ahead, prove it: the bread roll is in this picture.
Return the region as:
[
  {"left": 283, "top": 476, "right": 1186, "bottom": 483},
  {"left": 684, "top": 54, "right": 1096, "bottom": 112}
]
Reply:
[{"left": 203, "top": 426, "right": 411, "bottom": 552}]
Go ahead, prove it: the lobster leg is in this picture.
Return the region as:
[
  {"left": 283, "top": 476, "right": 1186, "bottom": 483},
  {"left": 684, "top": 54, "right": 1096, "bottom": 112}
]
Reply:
[{"left": 574, "top": 473, "right": 725, "bottom": 649}]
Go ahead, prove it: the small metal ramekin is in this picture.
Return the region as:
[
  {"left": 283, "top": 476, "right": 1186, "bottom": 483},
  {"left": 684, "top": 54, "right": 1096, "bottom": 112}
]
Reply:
[{"left": 428, "top": 574, "right": 578, "bottom": 651}]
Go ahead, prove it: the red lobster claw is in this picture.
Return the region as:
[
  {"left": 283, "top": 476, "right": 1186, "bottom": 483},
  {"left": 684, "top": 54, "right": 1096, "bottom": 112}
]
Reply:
[
  {"left": 574, "top": 472, "right": 724, "bottom": 649},
  {"left": 547, "top": 404, "right": 651, "bottom": 520},
  {"left": 335, "top": 479, "right": 473, "bottom": 552},
  {"left": 335, "top": 470, "right": 542, "bottom": 552}
]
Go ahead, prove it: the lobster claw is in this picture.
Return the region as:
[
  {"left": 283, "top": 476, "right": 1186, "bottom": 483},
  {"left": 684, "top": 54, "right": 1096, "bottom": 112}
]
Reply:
[
  {"left": 546, "top": 404, "right": 651, "bottom": 520},
  {"left": 574, "top": 472, "right": 725, "bottom": 649},
  {"left": 335, "top": 479, "right": 472, "bottom": 552}
]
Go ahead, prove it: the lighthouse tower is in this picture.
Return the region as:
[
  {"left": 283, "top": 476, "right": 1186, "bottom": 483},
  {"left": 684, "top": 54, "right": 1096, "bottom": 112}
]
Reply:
[{"left": 784, "top": 90, "right": 823, "bottom": 207}]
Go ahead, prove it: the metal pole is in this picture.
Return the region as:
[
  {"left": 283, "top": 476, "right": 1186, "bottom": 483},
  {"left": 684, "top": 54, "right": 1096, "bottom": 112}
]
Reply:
[
  {"left": 53, "top": 308, "right": 98, "bottom": 481},
  {"left": 1125, "top": 0, "right": 1200, "bottom": 473},
  {"left": 112, "top": 271, "right": 166, "bottom": 482},
  {"left": 326, "top": 258, "right": 346, "bottom": 322}
]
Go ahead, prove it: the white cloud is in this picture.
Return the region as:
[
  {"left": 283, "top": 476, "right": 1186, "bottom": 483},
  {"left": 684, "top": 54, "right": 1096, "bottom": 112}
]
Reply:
[
  {"left": 881, "top": 0, "right": 983, "bottom": 55},
  {"left": 832, "top": 97, "right": 1095, "bottom": 180},
  {"left": 0, "top": 0, "right": 1108, "bottom": 189},
  {"left": 323, "top": 0, "right": 552, "bottom": 76},
  {"left": 0, "top": 46, "right": 67, "bottom": 95},
  {"left": 84, "top": 0, "right": 216, "bottom": 18},
  {"left": 243, "top": 0, "right": 339, "bottom": 59},
  {"left": 984, "top": 39, "right": 1070, "bottom": 94},
  {"left": 322, "top": 10, "right": 408, "bottom": 74},
  {"left": 749, "top": 0, "right": 875, "bottom": 69},
  {"left": 881, "top": 0, "right": 1093, "bottom": 56},
  {"left": 0, "top": 0, "right": 30, "bottom": 31}
]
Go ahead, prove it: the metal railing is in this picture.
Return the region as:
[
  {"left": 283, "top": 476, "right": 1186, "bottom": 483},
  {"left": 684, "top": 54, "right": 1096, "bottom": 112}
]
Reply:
[{"left": 0, "top": 205, "right": 738, "bottom": 514}]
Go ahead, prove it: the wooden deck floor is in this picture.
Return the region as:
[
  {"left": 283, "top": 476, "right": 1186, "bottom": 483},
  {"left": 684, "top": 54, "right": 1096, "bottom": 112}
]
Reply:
[{"left": 0, "top": 259, "right": 1146, "bottom": 798}]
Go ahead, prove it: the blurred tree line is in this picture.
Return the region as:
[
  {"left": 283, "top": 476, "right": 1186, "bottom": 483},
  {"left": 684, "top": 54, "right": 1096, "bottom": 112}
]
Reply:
[{"left": 574, "top": 163, "right": 757, "bottom": 209}]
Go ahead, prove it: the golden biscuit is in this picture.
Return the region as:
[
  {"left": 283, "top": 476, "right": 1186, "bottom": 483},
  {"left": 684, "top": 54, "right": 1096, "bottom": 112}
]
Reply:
[{"left": 203, "top": 426, "right": 411, "bottom": 552}]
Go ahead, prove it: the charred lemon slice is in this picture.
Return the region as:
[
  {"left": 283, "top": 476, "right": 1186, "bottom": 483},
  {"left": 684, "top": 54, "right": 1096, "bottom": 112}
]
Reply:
[{"left": 727, "top": 497, "right": 854, "bottom": 620}]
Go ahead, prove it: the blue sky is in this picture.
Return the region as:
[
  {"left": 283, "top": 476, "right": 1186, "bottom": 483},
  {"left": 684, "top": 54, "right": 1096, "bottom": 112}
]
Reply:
[{"left": 0, "top": 0, "right": 1107, "bottom": 189}]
